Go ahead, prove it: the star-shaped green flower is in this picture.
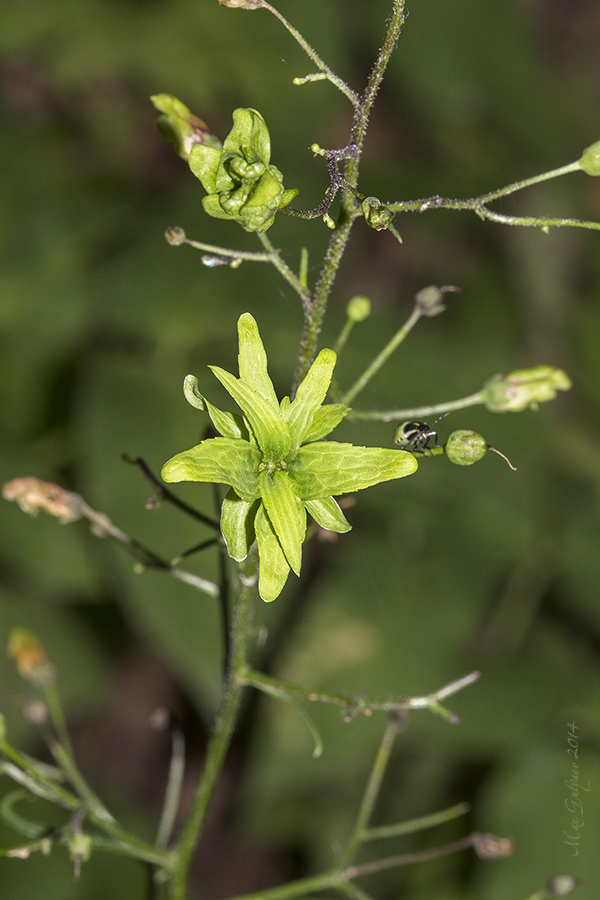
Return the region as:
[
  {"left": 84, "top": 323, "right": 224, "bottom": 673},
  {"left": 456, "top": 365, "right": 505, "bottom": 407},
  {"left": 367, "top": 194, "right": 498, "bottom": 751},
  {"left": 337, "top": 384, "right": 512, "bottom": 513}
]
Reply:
[{"left": 162, "top": 314, "right": 418, "bottom": 601}]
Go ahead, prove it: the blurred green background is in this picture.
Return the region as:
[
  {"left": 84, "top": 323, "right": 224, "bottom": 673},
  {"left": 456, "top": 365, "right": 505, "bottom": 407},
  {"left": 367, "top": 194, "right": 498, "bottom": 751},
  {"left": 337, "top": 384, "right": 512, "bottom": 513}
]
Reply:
[{"left": 1, "top": 0, "right": 599, "bottom": 898}]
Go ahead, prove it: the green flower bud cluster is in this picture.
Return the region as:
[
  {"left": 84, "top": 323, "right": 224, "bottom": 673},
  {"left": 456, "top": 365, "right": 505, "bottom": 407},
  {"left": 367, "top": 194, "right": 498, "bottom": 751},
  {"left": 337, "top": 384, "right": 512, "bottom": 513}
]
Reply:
[
  {"left": 152, "top": 97, "right": 297, "bottom": 232},
  {"left": 162, "top": 314, "right": 418, "bottom": 601},
  {"left": 481, "top": 366, "right": 571, "bottom": 412}
]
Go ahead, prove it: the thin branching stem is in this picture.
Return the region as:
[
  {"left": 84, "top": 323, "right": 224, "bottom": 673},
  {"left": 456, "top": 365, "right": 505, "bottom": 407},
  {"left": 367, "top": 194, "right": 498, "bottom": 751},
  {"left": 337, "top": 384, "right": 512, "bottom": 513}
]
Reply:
[
  {"left": 293, "top": 0, "right": 407, "bottom": 392},
  {"left": 259, "top": 1, "right": 359, "bottom": 106}
]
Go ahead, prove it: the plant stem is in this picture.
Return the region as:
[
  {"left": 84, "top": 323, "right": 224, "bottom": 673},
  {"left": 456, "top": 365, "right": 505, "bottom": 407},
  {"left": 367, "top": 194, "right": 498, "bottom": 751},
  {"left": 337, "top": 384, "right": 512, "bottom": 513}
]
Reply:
[
  {"left": 341, "top": 307, "right": 421, "bottom": 405},
  {"left": 363, "top": 801, "right": 470, "bottom": 841},
  {"left": 260, "top": 2, "right": 359, "bottom": 106},
  {"left": 167, "top": 552, "right": 258, "bottom": 900},
  {"left": 257, "top": 232, "right": 312, "bottom": 309},
  {"left": 339, "top": 713, "right": 405, "bottom": 866},
  {"left": 293, "top": 0, "right": 407, "bottom": 391},
  {"left": 347, "top": 391, "right": 485, "bottom": 422}
]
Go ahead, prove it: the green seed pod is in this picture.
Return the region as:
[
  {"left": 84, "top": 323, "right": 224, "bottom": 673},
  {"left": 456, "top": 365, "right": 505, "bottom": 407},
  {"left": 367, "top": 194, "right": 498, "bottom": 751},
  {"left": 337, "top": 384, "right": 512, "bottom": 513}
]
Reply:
[
  {"left": 578, "top": 140, "right": 600, "bottom": 176},
  {"left": 445, "top": 430, "right": 487, "bottom": 466},
  {"left": 347, "top": 295, "right": 371, "bottom": 322}
]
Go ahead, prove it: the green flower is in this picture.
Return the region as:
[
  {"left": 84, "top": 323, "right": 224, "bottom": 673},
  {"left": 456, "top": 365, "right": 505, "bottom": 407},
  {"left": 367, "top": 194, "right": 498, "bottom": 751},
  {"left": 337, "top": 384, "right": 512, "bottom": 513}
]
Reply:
[
  {"left": 162, "top": 314, "right": 418, "bottom": 601},
  {"left": 188, "top": 108, "right": 298, "bottom": 232}
]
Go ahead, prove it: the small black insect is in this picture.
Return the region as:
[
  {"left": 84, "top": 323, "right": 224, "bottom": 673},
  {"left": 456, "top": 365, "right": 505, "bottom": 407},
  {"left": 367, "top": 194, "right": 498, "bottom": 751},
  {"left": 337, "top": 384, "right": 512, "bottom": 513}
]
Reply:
[{"left": 393, "top": 413, "right": 449, "bottom": 455}]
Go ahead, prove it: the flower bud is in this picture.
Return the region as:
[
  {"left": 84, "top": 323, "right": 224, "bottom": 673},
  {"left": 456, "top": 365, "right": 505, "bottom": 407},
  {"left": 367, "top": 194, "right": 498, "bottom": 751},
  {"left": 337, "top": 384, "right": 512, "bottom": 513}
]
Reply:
[
  {"left": 165, "top": 226, "right": 186, "bottom": 246},
  {"left": 471, "top": 832, "right": 515, "bottom": 860},
  {"left": 68, "top": 832, "right": 92, "bottom": 882},
  {"left": 546, "top": 875, "right": 577, "bottom": 897},
  {"left": 445, "top": 430, "right": 487, "bottom": 466},
  {"left": 482, "top": 366, "right": 571, "bottom": 412},
  {"left": 414, "top": 284, "right": 459, "bottom": 318},
  {"left": 347, "top": 296, "right": 371, "bottom": 322},
  {"left": 8, "top": 629, "right": 55, "bottom": 688},
  {"left": 577, "top": 140, "right": 600, "bottom": 176},
  {"left": 361, "top": 197, "right": 393, "bottom": 231},
  {"left": 151, "top": 94, "right": 222, "bottom": 161}
]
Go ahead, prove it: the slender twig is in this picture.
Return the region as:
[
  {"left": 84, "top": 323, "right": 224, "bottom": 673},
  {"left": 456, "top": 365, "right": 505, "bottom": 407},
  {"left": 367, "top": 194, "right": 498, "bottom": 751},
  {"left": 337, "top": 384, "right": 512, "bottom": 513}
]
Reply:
[
  {"left": 223, "top": 831, "right": 493, "bottom": 900},
  {"left": 347, "top": 391, "right": 486, "bottom": 423},
  {"left": 256, "top": 232, "right": 312, "bottom": 310},
  {"left": 259, "top": 1, "right": 359, "bottom": 106},
  {"left": 156, "top": 723, "right": 186, "bottom": 850},
  {"left": 341, "top": 307, "right": 421, "bottom": 405},
  {"left": 339, "top": 713, "right": 406, "bottom": 867},
  {"left": 240, "top": 668, "right": 479, "bottom": 724},
  {"left": 124, "top": 456, "right": 219, "bottom": 529},
  {"left": 363, "top": 802, "right": 470, "bottom": 841}
]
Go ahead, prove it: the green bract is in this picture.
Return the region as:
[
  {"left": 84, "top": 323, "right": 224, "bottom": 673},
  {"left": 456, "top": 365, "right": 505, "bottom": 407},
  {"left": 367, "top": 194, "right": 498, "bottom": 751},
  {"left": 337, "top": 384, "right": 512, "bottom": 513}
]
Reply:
[
  {"left": 162, "top": 314, "right": 418, "bottom": 601},
  {"left": 189, "top": 108, "right": 298, "bottom": 232}
]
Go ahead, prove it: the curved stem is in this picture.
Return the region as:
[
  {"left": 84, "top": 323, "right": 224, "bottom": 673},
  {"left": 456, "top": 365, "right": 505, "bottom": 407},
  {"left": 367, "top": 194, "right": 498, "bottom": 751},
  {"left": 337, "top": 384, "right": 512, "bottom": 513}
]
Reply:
[
  {"left": 348, "top": 391, "right": 486, "bottom": 423},
  {"left": 257, "top": 232, "right": 312, "bottom": 309},
  {"left": 260, "top": 2, "right": 358, "bottom": 106}
]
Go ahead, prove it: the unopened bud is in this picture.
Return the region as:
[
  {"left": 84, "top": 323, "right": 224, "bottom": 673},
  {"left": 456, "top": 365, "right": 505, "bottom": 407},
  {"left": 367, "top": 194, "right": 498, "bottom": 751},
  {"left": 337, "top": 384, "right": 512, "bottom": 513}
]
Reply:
[
  {"left": 8, "top": 629, "right": 55, "bottom": 688},
  {"left": 414, "top": 285, "right": 459, "bottom": 318},
  {"left": 482, "top": 366, "right": 571, "bottom": 412},
  {"left": 547, "top": 874, "right": 577, "bottom": 897},
  {"left": 347, "top": 296, "right": 371, "bottom": 322},
  {"left": 361, "top": 197, "right": 393, "bottom": 231},
  {"left": 577, "top": 140, "right": 600, "bottom": 176},
  {"left": 165, "top": 226, "right": 186, "bottom": 246},
  {"left": 471, "top": 831, "right": 515, "bottom": 860}
]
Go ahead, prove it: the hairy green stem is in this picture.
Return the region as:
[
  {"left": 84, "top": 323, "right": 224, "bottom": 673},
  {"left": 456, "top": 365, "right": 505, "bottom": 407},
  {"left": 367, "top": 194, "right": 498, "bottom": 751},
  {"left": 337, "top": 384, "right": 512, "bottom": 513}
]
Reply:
[
  {"left": 341, "top": 306, "right": 421, "bottom": 404},
  {"left": 257, "top": 232, "right": 312, "bottom": 309},
  {"left": 348, "top": 391, "right": 486, "bottom": 422},
  {"left": 168, "top": 552, "right": 258, "bottom": 900},
  {"left": 293, "top": 0, "right": 407, "bottom": 392},
  {"left": 260, "top": 2, "right": 359, "bottom": 106}
]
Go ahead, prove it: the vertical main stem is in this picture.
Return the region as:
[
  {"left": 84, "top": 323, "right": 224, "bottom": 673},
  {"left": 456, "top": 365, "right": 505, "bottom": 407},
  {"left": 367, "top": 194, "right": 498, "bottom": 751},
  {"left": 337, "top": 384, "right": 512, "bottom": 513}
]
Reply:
[
  {"left": 168, "top": 554, "right": 258, "bottom": 900},
  {"left": 293, "top": 0, "right": 407, "bottom": 392}
]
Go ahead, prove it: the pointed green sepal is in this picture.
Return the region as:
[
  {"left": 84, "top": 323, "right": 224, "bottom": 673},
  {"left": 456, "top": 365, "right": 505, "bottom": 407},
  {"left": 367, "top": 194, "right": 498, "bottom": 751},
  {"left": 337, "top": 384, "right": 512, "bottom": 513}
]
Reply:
[
  {"left": 161, "top": 437, "right": 261, "bottom": 502},
  {"left": 286, "top": 348, "right": 337, "bottom": 451},
  {"left": 220, "top": 489, "right": 259, "bottom": 561},
  {"left": 183, "top": 375, "right": 206, "bottom": 410},
  {"left": 258, "top": 470, "right": 305, "bottom": 575},
  {"left": 289, "top": 443, "right": 418, "bottom": 500},
  {"left": 304, "top": 496, "right": 351, "bottom": 533},
  {"left": 210, "top": 366, "right": 292, "bottom": 458},
  {"left": 303, "top": 403, "right": 349, "bottom": 442},
  {"left": 237, "top": 312, "right": 279, "bottom": 408},
  {"left": 255, "top": 504, "right": 291, "bottom": 602}
]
